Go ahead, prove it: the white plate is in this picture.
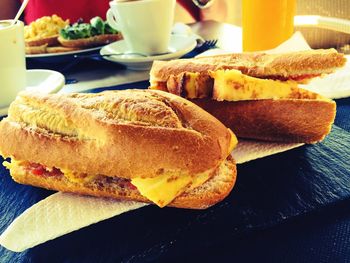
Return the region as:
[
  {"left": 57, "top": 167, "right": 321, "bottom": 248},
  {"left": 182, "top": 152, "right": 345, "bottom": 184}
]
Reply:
[
  {"left": 0, "top": 69, "right": 65, "bottom": 117},
  {"left": 26, "top": 46, "right": 102, "bottom": 63},
  {"left": 100, "top": 35, "right": 197, "bottom": 70}
]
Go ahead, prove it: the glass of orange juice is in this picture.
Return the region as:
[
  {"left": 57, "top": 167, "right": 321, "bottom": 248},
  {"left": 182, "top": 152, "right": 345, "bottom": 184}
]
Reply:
[{"left": 242, "top": 0, "right": 296, "bottom": 52}]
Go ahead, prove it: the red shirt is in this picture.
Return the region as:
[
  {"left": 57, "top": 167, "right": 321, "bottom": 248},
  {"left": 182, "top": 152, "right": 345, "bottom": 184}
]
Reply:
[
  {"left": 23, "top": 0, "right": 200, "bottom": 24},
  {"left": 24, "top": 0, "right": 110, "bottom": 24}
]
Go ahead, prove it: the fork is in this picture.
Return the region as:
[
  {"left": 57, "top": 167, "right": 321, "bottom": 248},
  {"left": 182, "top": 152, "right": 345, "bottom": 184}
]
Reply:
[{"left": 195, "top": 39, "right": 218, "bottom": 53}]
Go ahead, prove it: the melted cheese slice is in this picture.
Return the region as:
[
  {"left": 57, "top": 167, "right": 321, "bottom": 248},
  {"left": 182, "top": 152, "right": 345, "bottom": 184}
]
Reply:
[
  {"left": 131, "top": 169, "right": 213, "bottom": 208},
  {"left": 210, "top": 69, "right": 317, "bottom": 101},
  {"left": 228, "top": 129, "right": 238, "bottom": 153}
]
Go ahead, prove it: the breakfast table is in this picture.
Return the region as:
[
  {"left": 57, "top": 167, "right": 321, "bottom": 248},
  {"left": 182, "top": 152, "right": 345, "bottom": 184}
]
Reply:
[{"left": 1, "top": 20, "right": 350, "bottom": 262}]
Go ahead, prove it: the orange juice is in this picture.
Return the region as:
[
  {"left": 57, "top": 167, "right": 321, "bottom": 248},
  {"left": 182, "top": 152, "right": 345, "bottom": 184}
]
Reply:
[{"left": 242, "top": 0, "right": 296, "bottom": 51}]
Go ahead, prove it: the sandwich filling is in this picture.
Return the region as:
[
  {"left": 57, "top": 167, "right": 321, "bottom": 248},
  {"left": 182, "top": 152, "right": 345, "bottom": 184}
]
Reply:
[
  {"left": 3, "top": 158, "right": 232, "bottom": 208},
  {"left": 151, "top": 69, "right": 323, "bottom": 101},
  {"left": 3, "top": 128, "right": 237, "bottom": 208},
  {"left": 3, "top": 127, "right": 237, "bottom": 208}
]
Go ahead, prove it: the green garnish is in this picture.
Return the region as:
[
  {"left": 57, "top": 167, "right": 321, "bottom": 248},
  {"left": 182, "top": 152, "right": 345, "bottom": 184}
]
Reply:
[
  {"left": 60, "top": 16, "right": 118, "bottom": 40},
  {"left": 90, "top": 17, "right": 105, "bottom": 35}
]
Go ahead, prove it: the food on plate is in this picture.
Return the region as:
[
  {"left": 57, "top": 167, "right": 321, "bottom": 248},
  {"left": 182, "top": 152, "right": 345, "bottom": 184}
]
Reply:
[
  {"left": 24, "top": 15, "right": 69, "bottom": 48},
  {"left": 25, "top": 16, "right": 122, "bottom": 54},
  {"left": 58, "top": 16, "right": 122, "bottom": 48},
  {"left": 0, "top": 90, "right": 237, "bottom": 209},
  {"left": 25, "top": 44, "right": 81, "bottom": 55},
  {"left": 150, "top": 49, "right": 346, "bottom": 143}
]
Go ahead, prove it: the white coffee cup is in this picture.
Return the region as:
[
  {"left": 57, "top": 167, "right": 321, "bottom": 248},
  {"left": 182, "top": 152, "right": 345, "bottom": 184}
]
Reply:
[
  {"left": 107, "top": 0, "right": 176, "bottom": 55},
  {"left": 0, "top": 20, "right": 26, "bottom": 108}
]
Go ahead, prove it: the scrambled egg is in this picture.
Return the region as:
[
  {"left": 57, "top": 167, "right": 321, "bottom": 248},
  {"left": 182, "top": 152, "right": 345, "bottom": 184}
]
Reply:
[
  {"left": 210, "top": 69, "right": 301, "bottom": 101},
  {"left": 24, "top": 15, "right": 69, "bottom": 40}
]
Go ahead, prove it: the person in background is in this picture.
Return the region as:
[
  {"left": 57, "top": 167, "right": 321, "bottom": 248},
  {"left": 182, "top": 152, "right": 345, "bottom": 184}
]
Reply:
[
  {"left": 0, "top": 0, "right": 235, "bottom": 24},
  {"left": 176, "top": 0, "right": 236, "bottom": 24}
]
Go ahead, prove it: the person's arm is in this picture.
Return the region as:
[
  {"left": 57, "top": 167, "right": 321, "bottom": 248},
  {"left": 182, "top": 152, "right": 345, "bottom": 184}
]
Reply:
[{"left": 0, "top": 0, "right": 20, "bottom": 20}]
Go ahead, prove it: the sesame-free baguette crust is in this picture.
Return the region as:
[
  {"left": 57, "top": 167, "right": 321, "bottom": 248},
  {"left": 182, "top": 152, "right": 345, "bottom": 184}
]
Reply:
[
  {"left": 9, "top": 156, "right": 236, "bottom": 209},
  {"left": 150, "top": 49, "right": 346, "bottom": 86},
  {"left": 0, "top": 90, "right": 233, "bottom": 179},
  {"left": 192, "top": 98, "right": 336, "bottom": 143}
]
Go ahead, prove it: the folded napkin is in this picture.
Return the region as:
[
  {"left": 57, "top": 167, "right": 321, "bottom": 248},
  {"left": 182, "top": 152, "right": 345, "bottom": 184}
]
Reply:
[{"left": 0, "top": 194, "right": 147, "bottom": 252}]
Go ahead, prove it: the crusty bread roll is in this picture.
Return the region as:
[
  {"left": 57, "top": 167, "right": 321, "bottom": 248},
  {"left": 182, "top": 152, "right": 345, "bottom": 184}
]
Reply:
[
  {"left": 192, "top": 98, "right": 336, "bottom": 143},
  {"left": 149, "top": 49, "right": 345, "bottom": 143},
  {"left": 58, "top": 34, "right": 122, "bottom": 48},
  {"left": 0, "top": 89, "right": 237, "bottom": 209}
]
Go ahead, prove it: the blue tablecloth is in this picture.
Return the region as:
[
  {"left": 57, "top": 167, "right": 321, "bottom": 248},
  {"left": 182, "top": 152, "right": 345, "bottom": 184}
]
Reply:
[{"left": 1, "top": 84, "right": 350, "bottom": 262}]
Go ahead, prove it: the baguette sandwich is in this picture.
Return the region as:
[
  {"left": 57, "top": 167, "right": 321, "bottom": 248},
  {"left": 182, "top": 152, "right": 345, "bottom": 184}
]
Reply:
[
  {"left": 0, "top": 90, "right": 237, "bottom": 209},
  {"left": 150, "top": 49, "right": 346, "bottom": 143}
]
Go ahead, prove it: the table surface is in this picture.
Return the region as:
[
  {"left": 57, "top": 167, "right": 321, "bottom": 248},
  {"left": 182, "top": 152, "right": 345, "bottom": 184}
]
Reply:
[{"left": 1, "top": 21, "right": 350, "bottom": 263}]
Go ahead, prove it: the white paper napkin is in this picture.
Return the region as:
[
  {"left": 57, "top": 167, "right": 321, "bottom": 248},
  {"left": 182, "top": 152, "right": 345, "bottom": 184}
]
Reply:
[
  {"left": 232, "top": 140, "right": 303, "bottom": 164},
  {"left": 0, "top": 193, "right": 147, "bottom": 252}
]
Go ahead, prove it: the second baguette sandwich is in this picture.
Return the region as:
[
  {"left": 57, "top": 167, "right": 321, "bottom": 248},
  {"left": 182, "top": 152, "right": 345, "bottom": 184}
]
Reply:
[{"left": 150, "top": 49, "right": 346, "bottom": 143}]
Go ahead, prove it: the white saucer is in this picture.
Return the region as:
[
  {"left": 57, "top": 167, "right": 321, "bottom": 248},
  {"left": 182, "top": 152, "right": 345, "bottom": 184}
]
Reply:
[
  {"left": 0, "top": 69, "right": 65, "bottom": 117},
  {"left": 100, "top": 35, "right": 197, "bottom": 70}
]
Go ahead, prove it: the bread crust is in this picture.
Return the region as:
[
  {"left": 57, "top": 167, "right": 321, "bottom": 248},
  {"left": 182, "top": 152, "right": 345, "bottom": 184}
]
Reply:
[
  {"left": 58, "top": 34, "right": 122, "bottom": 48},
  {"left": 150, "top": 49, "right": 346, "bottom": 86},
  {"left": 25, "top": 34, "right": 122, "bottom": 54},
  {"left": 192, "top": 98, "right": 336, "bottom": 143},
  {"left": 25, "top": 44, "right": 48, "bottom": 55},
  {"left": 46, "top": 46, "right": 82, "bottom": 53},
  {"left": 25, "top": 35, "right": 60, "bottom": 47},
  {"left": 25, "top": 45, "right": 81, "bottom": 54},
  {"left": 8, "top": 156, "right": 236, "bottom": 209},
  {"left": 0, "top": 90, "right": 233, "bottom": 179}
]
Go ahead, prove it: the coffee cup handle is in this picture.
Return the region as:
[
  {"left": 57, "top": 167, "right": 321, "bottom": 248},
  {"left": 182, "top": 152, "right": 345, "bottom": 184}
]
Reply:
[{"left": 107, "top": 9, "right": 121, "bottom": 31}]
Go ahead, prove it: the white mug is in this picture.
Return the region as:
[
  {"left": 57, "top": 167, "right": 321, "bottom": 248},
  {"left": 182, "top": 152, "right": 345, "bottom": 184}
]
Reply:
[
  {"left": 0, "top": 20, "right": 26, "bottom": 108},
  {"left": 107, "top": 0, "right": 176, "bottom": 55}
]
